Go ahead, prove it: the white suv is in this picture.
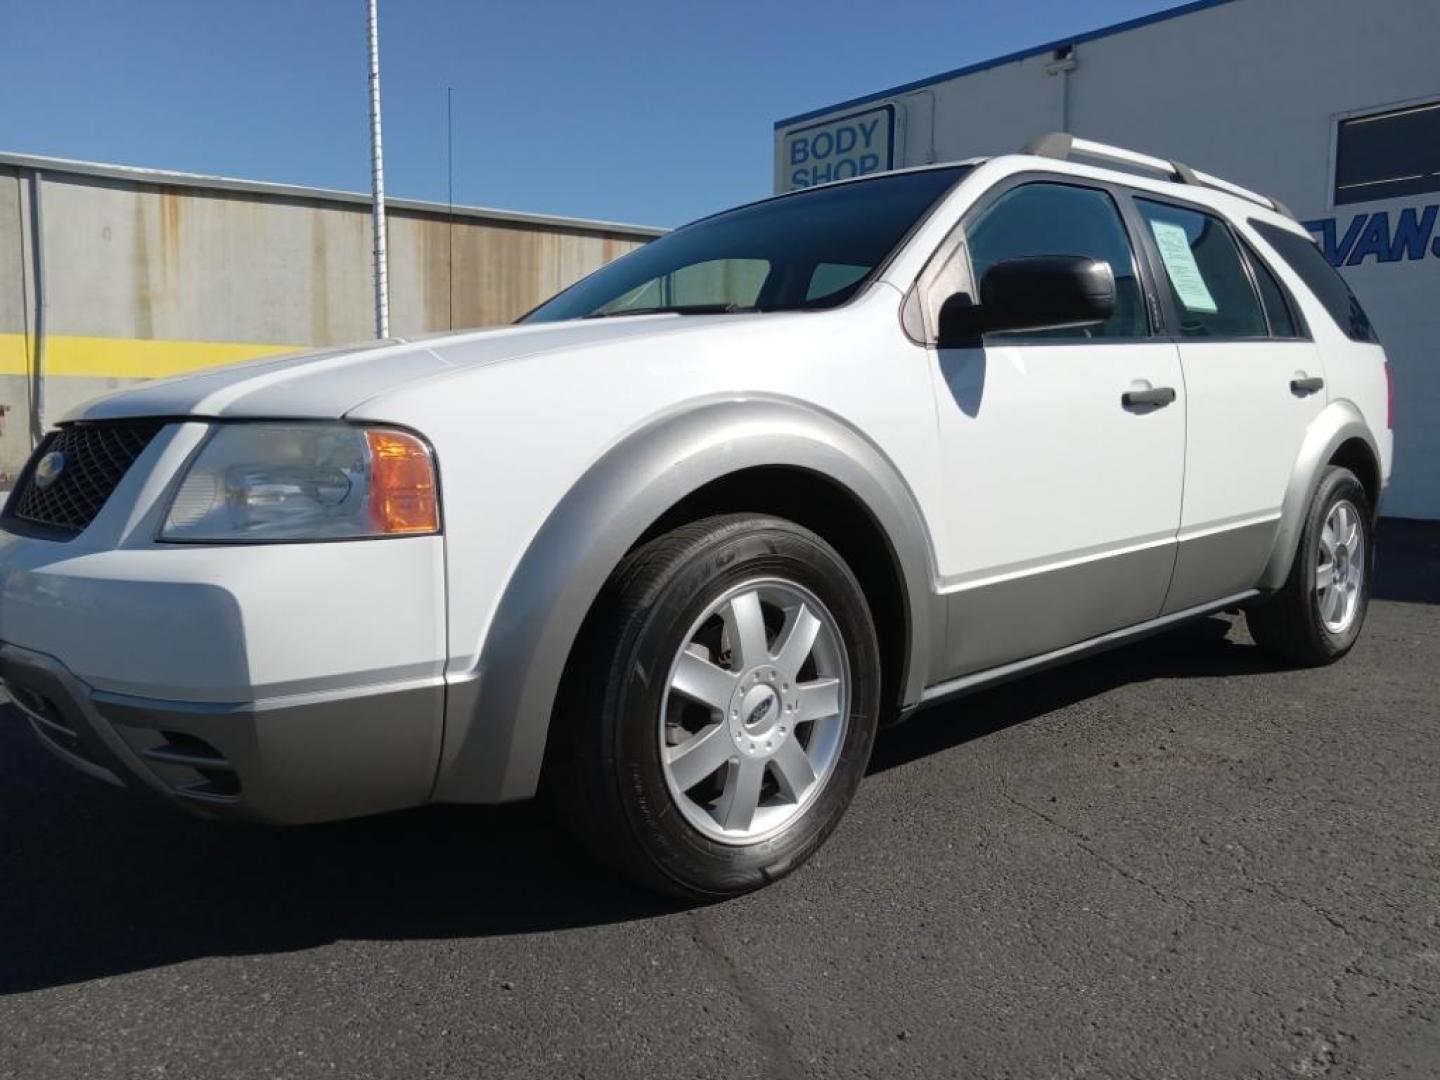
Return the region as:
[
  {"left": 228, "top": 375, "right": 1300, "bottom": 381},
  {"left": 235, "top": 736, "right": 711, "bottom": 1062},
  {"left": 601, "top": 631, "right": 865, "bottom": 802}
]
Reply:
[{"left": 0, "top": 135, "right": 1392, "bottom": 896}]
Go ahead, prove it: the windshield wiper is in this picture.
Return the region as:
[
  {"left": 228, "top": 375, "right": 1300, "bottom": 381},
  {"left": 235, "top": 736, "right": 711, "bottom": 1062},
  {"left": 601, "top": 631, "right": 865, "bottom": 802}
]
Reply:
[{"left": 583, "top": 303, "right": 754, "bottom": 319}]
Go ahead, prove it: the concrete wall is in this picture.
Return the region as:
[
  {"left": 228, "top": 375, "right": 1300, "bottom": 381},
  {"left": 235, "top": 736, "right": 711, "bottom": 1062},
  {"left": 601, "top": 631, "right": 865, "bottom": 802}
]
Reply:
[
  {"left": 774, "top": 0, "right": 1440, "bottom": 518},
  {"left": 0, "top": 156, "right": 659, "bottom": 482}
]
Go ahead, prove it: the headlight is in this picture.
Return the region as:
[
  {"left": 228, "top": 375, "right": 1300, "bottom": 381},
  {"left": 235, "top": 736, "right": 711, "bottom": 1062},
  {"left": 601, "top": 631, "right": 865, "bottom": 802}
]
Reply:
[{"left": 160, "top": 424, "right": 439, "bottom": 542}]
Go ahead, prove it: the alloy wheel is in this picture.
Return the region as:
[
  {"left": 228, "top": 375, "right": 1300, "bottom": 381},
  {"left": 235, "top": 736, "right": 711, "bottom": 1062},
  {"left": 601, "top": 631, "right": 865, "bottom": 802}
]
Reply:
[
  {"left": 1316, "top": 499, "right": 1364, "bottom": 634},
  {"left": 659, "top": 578, "right": 850, "bottom": 845}
]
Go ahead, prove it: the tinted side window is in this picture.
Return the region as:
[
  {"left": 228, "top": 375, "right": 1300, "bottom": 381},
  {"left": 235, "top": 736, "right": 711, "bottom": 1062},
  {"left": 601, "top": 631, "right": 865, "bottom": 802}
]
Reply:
[
  {"left": 1136, "top": 199, "right": 1266, "bottom": 338},
  {"left": 1250, "top": 220, "right": 1380, "bottom": 343},
  {"left": 965, "top": 183, "right": 1147, "bottom": 339},
  {"left": 1243, "top": 242, "right": 1300, "bottom": 338}
]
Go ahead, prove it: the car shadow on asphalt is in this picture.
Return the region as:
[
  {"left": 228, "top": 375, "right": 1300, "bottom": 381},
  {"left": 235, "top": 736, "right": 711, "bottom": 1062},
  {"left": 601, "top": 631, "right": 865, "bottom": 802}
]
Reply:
[
  {"left": 868, "top": 614, "right": 1273, "bottom": 776},
  {"left": 0, "top": 719, "right": 684, "bottom": 995},
  {"left": 873, "top": 515, "right": 1440, "bottom": 778},
  {"left": 0, "top": 613, "right": 1282, "bottom": 996},
  {"left": 4, "top": 520, "right": 1434, "bottom": 995}
]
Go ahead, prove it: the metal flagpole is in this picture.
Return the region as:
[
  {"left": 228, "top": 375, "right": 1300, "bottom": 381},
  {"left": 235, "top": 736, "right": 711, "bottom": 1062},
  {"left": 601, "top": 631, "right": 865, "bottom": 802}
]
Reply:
[
  {"left": 447, "top": 86, "right": 454, "bottom": 332},
  {"left": 366, "top": 0, "right": 390, "bottom": 338}
]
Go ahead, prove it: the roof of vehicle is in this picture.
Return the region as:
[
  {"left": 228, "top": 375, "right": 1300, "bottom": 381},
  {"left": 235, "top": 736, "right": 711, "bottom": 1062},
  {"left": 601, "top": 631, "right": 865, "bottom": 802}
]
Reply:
[
  {"left": 674, "top": 159, "right": 986, "bottom": 231},
  {"left": 750, "top": 134, "right": 1306, "bottom": 239}
]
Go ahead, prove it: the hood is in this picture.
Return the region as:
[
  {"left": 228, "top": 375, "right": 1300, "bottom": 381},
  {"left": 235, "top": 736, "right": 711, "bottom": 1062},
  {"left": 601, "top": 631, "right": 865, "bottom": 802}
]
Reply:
[{"left": 69, "top": 316, "right": 743, "bottom": 422}]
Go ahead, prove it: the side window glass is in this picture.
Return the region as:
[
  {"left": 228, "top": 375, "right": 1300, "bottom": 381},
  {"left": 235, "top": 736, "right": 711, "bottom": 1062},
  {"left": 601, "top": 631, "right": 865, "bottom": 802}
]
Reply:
[
  {"left": 963, "top": 183, "right": 1148, "bottom": 339},
  {"left": 1136, "top": 199, "right": 1266, "bottom": 338},
  {"left": 1244, "top": 242, "right": 1299, "bottom": 338}
]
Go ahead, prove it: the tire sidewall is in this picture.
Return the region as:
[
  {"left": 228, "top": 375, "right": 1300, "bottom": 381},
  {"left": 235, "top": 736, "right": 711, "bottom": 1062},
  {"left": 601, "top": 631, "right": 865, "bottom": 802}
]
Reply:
[
  {"left": 1295, "top": 468, "right": 1373, "bottom": 659},
  {"left": 603, "top": 522, "right": 881, "bottom": 896}
]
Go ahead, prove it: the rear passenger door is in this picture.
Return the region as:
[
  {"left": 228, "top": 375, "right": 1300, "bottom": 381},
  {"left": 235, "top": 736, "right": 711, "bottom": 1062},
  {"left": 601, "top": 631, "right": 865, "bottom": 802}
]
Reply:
[
  {"left": 1129, "top": 197, "right": 1325, "bottom": 612},
  {"left": 921, "top": 179, "right": 1187, "bottom": 678}
]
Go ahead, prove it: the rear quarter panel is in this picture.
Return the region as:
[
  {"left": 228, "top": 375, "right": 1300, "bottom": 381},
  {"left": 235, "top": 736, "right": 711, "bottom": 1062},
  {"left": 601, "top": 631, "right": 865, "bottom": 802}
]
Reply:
[{"left": 1240, "top": 216, "right": 1393, "bottom": 493}]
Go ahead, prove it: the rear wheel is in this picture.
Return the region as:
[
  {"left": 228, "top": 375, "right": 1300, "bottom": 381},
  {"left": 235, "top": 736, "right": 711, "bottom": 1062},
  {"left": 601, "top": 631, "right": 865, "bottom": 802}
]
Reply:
[
  {"left": 1246, "top": 466, "right": 1373, "bottom": 665},
  {"left": 549, "top": 514, "right": 881, "bottom": 898}
]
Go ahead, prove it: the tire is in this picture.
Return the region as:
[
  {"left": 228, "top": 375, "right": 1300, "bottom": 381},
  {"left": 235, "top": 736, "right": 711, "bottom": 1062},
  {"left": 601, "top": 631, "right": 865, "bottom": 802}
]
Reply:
[
  {"left": 547, "top": 514, "right": 882, "bottom": 898},
  {"left": 1246, "top": 466, "right": 1374, "bottom": 666}
]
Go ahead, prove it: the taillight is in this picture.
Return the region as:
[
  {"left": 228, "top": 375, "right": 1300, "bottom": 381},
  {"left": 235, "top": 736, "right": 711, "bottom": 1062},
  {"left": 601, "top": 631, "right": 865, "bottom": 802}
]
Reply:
[{"left": 1384, "top": 360, "right": 1394, "bottom": 429}]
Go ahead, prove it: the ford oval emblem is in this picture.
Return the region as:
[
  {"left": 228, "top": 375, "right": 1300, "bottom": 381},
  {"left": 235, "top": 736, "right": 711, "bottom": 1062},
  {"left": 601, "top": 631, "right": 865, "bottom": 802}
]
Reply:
[
  {"left": 33, "top": 450, "right": 66, "bottom": 491},
  {"left": 746, "top": 695, "right": 775, "bottom": 727}
]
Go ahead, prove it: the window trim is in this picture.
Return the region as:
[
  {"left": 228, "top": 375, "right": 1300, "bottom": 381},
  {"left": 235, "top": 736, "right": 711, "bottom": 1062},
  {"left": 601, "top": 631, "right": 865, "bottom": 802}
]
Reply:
[
  {"left": 1127, "top": 192, "right": 1275, "bottom": 344},
  {"left": 906, "top": 171, "right": 1163, "bottom": 347},
  {"left": 1236, "top": 236, "right": 1311, "bottom": 341}
]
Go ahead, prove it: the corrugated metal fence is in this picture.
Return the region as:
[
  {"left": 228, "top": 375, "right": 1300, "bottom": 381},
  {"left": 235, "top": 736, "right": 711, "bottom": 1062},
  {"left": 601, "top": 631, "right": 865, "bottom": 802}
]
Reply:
[{"left": 0, "top": 152, "right": 661, "bottom": 481}]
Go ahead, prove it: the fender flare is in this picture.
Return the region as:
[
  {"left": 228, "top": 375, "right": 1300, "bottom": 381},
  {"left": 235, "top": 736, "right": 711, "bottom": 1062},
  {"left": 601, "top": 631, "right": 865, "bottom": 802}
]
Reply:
[
  {"left": 432, "top": 396, "right": 942, "bottom": 803},
  {"left": 1258, "top": 400, "right": 1381, "bottom": 590}
]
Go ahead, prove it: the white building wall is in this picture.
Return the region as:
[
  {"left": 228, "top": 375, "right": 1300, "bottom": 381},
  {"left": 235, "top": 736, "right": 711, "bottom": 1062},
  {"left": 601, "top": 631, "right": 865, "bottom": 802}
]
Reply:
[{"left": 774, "top": 0, "right": 1440, "bottom": 518}]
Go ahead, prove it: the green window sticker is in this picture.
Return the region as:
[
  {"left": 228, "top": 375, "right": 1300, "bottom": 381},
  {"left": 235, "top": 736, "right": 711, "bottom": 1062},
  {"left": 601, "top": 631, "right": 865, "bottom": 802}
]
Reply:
[{"left": 1150, "top": 219, "right": 1218, "bottom": 313}]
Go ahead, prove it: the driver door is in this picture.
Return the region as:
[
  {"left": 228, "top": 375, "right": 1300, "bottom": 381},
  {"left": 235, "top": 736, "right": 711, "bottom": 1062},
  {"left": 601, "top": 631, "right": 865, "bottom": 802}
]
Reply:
[{"left": 922, "top": 179, "right": 1187, "bottom": 678}]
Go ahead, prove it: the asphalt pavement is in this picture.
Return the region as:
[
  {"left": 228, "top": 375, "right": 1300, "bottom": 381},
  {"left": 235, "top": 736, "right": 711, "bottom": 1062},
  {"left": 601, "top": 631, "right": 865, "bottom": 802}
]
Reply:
[{"left": 1, "top": 521, "right": 1436, "bottom": 1079}]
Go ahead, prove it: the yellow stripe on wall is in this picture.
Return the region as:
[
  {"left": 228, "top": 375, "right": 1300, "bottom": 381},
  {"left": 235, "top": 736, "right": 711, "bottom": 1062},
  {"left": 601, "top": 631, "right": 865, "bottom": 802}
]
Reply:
[{"left": 0, "top": 333, "right": 301, "bottom": 380}]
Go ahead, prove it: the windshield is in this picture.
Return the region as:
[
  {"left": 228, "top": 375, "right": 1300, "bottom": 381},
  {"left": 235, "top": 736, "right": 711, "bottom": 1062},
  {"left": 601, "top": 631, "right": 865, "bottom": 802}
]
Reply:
[{"left": 523, "top": 167, "right": 971, "bottom": 322}]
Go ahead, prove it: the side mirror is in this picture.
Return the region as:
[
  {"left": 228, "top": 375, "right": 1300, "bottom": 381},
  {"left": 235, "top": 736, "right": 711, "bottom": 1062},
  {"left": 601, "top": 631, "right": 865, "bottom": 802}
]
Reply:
[{"left": 937, "top": 255, "right": 1116, "bottom": 346}]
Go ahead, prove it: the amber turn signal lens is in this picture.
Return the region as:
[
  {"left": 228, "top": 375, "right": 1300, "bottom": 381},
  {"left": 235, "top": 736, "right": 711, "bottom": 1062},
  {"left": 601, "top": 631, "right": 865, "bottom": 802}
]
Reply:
[{"left": 365, "top": 429, "right": 439, "bottom": 534}]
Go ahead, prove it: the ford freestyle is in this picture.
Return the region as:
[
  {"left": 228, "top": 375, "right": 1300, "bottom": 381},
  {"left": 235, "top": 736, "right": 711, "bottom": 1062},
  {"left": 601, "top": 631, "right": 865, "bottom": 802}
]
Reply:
[{"left": 0, "top": 135, "right": 1392, "bottom": 897}]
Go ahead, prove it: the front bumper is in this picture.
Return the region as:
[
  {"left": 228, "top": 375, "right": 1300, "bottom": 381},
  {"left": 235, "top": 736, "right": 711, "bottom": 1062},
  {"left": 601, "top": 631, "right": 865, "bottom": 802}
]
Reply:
[
  {"left": 0, "top": 420, "right": 451, "bottom": 823},
  {"left": 3, "top": 642, "right": 443, "bottom": 823}
]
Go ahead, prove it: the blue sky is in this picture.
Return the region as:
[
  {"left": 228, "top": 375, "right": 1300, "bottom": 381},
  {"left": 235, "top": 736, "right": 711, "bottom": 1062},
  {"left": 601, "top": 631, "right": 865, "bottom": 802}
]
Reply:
[{"left": 1, "top": 0, "right": 1185, "bottom": 227}]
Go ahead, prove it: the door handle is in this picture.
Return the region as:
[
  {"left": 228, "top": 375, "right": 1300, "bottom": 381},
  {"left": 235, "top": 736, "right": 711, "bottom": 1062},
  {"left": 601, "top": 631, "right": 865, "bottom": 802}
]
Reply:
[
  {"left": 1121, "top": 386, "right": 1177, "bottom": 408},
  {"left": 1290, "top": 375, "right": 1325, "bottom": 395}
]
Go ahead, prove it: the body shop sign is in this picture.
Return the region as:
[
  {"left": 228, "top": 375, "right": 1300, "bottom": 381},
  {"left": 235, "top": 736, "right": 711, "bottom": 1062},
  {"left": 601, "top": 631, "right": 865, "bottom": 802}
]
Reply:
[{"left": 782, "top": 106, "right": 896, "bottom": 191}]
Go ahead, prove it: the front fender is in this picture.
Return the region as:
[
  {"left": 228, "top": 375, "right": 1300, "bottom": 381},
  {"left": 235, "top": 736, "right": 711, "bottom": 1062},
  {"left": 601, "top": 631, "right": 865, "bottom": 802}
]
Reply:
[
  {"left": 1258, "top": 400, "right": 1380, "bottom": 590},
  {"left": 432, "top": 396, "right": 939, "bottom": 803}
]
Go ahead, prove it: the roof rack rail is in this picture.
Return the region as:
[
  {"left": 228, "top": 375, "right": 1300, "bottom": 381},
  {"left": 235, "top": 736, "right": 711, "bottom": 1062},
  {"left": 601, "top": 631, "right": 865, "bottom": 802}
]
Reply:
[{"left": 1021, "top": 133, "right": 1296, "bottom": 220}]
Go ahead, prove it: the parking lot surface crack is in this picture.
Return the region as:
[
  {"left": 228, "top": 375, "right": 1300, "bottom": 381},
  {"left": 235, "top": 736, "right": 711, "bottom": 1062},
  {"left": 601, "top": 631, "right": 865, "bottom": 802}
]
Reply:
[
  {"left": 1001, "top": 792, "right": 1186, "bottom": 910},
  {"left": 1255, "top": 880, "right": 1358, "bottom": 943},
  {"left": 687, "top": 909, "right": 809, "bottom": 1080}
]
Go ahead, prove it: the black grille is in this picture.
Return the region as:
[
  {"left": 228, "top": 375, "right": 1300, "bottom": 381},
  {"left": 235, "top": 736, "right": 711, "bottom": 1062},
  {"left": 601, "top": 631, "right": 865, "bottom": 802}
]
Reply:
[{"left": 6, "top": 421, "right": 164, "bottom": 538}]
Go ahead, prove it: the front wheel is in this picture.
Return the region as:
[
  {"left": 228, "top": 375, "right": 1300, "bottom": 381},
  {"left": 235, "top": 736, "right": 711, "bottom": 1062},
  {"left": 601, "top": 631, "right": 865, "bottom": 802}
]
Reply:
[
  {"left": 549, "top": 514, "right": 882, "bottom": 898},
  {"left": 1246, "top": 465, "right": 1374, "bottom": 665}
]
